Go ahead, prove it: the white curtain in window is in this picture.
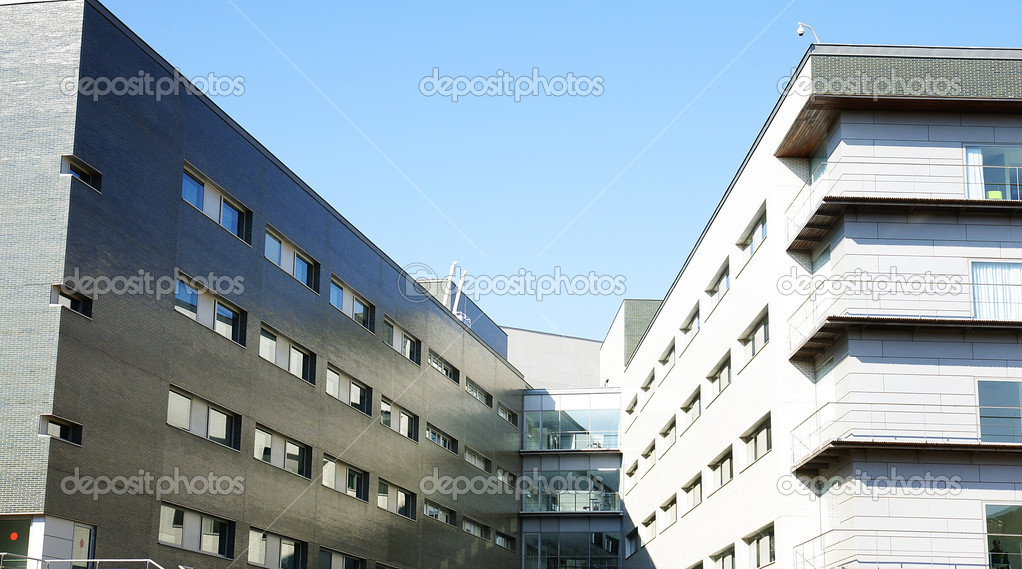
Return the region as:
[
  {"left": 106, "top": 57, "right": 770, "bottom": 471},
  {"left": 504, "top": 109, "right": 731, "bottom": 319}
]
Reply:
[
  {"left": 966, "top": 146, "right": 986, "bottom": 199},
  {"left": 972, "top": 262, "right": 1022, "bottom": 320}
]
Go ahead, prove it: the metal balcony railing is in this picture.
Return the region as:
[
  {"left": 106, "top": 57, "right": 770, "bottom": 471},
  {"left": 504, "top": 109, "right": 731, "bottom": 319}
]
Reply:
[
  {"left": 786, "top": 161, "right": 1022, "bottom": 245},
  {"left": 0, "top": 554, "right": 166, "bottom": 569},
  {"left": 791, "top": 400, "right": 1022, "bottom": 466},
  {"left": 787, "top": 277, "right": 1022, "bottom": 356},
  {"left": 522, "top": 491, "right": 622, "bottom": 513},
  {"left": 523, "top": 430, "right": 620, "bottom": 451},
  {"left": 793, "top": 529, "right": 1004, "bottom": 569}
]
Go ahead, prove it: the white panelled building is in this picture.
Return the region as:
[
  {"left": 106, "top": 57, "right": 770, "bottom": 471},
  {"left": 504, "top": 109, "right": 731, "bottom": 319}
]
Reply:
[{"left": 604, "top": 44, "right": 1022, "bottom": 569}]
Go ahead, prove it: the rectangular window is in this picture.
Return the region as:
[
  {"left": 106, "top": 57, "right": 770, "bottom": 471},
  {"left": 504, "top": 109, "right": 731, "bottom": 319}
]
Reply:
[
  {"left": 661, "top": 497, "right": 678, "bottom": 530},
  {"left": 200, "top": 516, "right": 232, "bottom": 556},
  {"left": 641, "top": 372, "right": 655, "bottom": 394},
  {"left": 465, "top": 448, "right": 491, "bottom": 472},
  {"left": 54, "top": 287, "right": 93, "bottom": 317},
  {"left": 160, "top": 505, "right": 234, "bottom": 558},
  {"left": 380, "top": 398, "right": 417, "bottom": 441},
  {"left": 377, "top": 480, "right": 416, "bottom": 520},
  {"left": 743, "top": 313, "right": 769, "bottom": 361},
  {"left": 326, "top": 367, "right": 371, "bottom": 415},
  {"left": 746, "top": 419, "right": 772, "bottom": 463},
  {"left": 167, "top": 390, "right": 239, "bottom": 450},
  {"left": 641, "top": 442, "right": 656, "bottom": 470},
  {"left": 63, "top": 155, "right": 101, "bottom": 190},
  {"left": 329, "top": 279, "right": 375, "bottom": 332},
  {"left": 748, "top": 527, "right": 775, "bottom": 568},
  {"left": 289, "top": 345, "right": 314, "bottom": 383},
  {"left": 709, "top": 264, "right": 730, "bottom": 306},
  {"left": 428, "top": 351, "right": 459, "bottom": 383},
  {"left": 322, "top": 456, "right": 368, "bottom": 501},
  {"left": 710, "top": 356, "right": 732, "bottom": 398},
  {"left": 182, "top": 171, "right": 204, "bottom": 210},
  {"left": 660, "top": 418, "right": 677, "bottom": 450},
  {"left": 265, "top": 234, "right": 282, "bottom": 265},
  {"left": 260, "top": 329, "right": 277, "bottom": 361},
  {"left": 463, "top": 518, "right": 490, "bottom": 540},
  {"left": 181, "top": 170, "right": 249, "bottom": 241},
  {"left": 682, "top": 390, "right": 701, "bottom": 427},
  {"left": 682, "top": 306, "right": 701, "bottom": 346},
  {"left": 659, "top": 342, "right": 676, "bottom": 378},
  {"left": 979, "top": 380, "right": 1022, "bottom": 443},
  {"left": 351, "top": 294, "right": 371, "bottom": 331},
  {"left": 265, "top": 229, "right": 318, "bottom": 291},
  {"left": 214, "top": 302, "right": 242, "bottom": 343},
  {"left": 249, "top": 531, "right": 267, "bottom": 566},
  {"left": 261, "top": 326, "right": 315, "bottom": 383},
  {"left": 466, "top": 379, "right": 493, "bottom": 407},
  {"left": 167, "top": 391, "right": 192, "bottom": 430},
  {"left": 625, "top": 531, "right": 640, "bottom": 558},
  {"left": 741, "top": 212, "right": 767, "bottom": 260},
  {"left": 380, "top": 317, "right": 420, "bottom": 363},
  {"left": 495, "top": 532, "right": 516, "bottom": 551},
  {"left": 966, "top": 145, "right": 1022, "bottom": 200},
  {"left": 711, "top": 450, "right": 733, "bottom": 489},
  {"left": 174, "top": 281, "right": 198, "bottom": 318},
  {"left": 254, "top": 428, "right": 273, "bottom": 463},
  {"left": 284, "top": 440, "right": 311, "bottom": 478},
  {"left": 377, "top": 481, "right": 389, "bottom": 510},
  {"left": 207, "top": 407, "right": 236, "bottom": 448},
  {"left": 319, "top": 550, "right": 366, "bottom": 569},
  {"left": 426, "top": 424, "right": 458, "bottom": 453},
  {"left": 158, "top": 505, "right": 185, "bottom": 546},
  {"left": 684, "top": 476, "right": 702, "bottom": 510},
  {"left": 498, "top": 404, "right": 519, "bottom": 427},
  {"left": 424, "top": 501, "right": 455, "bottom": 526},
  {"left": 714, "top": 547, "right": 735, "bottom": 569},
  {"left": 641, "top": 516, "right": 656, "bottom": 544},
  {"left": 175, "top": 277, "right": 246, "bottom": 345},
  {"left": 972, "top": 262, "right": 1022, "bottom": 320}
]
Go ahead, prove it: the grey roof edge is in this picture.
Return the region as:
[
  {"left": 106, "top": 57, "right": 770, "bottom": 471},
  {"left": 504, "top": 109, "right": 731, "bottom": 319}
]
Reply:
[
  {"left": 623, "top": 44, "right": 816, "bottom": 370},
  {"left": 501, "top": 326, "right": 602, "bottom": 344},
  {"left": 78, "top": 0, "right": 523, "bottom": 380},
  {"left": 809, "top": 43, "right": 1022, "bottom": 60}
]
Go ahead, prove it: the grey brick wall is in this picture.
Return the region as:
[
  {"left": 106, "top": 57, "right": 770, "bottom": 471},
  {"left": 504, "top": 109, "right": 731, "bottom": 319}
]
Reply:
[
  {"left": 0, "top": 0, "right": 84, "bottom": 515},
  {"left": 2, "top": 1, "right": 528, "bottom": 568}
]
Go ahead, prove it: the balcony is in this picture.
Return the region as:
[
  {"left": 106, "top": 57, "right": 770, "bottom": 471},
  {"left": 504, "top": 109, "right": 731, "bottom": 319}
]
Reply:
[
  {"left": 793, "top": 529, "right": 1003, "bottom": 569},
  {"left": 791, "top": 400, "right": 1022, "bottom": 474},
  {"left": 522, "top": 491, "right": 622, "bottom": 515},
  {"left": 786, "top": 161, "right": 1022, "bottom": 252},
  {"left": 787, "top": 276, "right": 1022, "bottom": 360},
  {"left": 523, "top": 430, "right": 620, "bottom": 452}
]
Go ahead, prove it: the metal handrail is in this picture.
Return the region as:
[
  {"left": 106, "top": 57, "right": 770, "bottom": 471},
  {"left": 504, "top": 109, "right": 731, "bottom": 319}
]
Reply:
[
  {"left": 793, "top": 528, "right": 1010, "bottom": 569},
  {"left": 786, "top": 161, "right": 1022, "bottom": 243},
  {"left": 787, "top": 275, "right": 1022, "bottom": 354},
  {"left": 0, "top": 554, "right": 167, "bottom": 569},
  {"left": 791, "top": 399, "right": 1022, "bottom": 465}
]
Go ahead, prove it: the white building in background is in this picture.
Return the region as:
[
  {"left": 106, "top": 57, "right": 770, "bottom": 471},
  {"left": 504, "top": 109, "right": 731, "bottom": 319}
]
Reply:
[
  {"left": 504, "top": 327, "right": 603, "bottom": 389},
  {"left": 603, "top": 44, "right": 1022, "bottom": 569}
]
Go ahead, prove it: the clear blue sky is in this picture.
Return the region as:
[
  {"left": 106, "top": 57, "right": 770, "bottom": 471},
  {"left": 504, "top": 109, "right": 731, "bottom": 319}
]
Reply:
[{"left": 102, "top": 0, "right": 1021, "bottom": 340}]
